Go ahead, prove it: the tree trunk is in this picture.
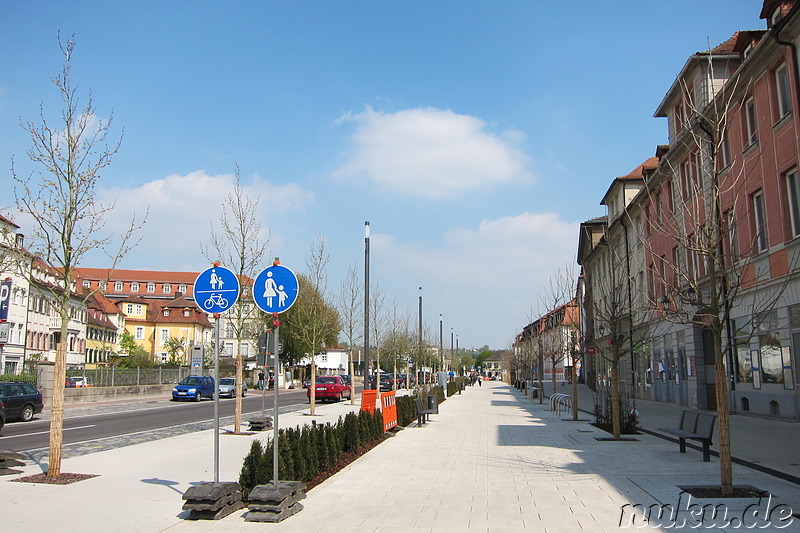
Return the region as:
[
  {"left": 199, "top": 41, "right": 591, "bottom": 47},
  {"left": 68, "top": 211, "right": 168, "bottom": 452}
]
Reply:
[
  {"left": 715, "top": 362, "right": 733, "bottom": 495},
  {"left": 310, "top": 360, "right": 317, "bottom": 415},
  {"left": 234, "top": 355, "right": 243, "bottom": 434},
  {"left": 538, "top": 351, "right": 544, "bottom": 404},
  {"left": 47, "top": 340, "right": 67, "bottom": 477},
  {"left": 571, "top": 363, "right": 579, "bottom": 421},
  {"left": 611, "top": 362, "right": 621, "bottom": 440}
]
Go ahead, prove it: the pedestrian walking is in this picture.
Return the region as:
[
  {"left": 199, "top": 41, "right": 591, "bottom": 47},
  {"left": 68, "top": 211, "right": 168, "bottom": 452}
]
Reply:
[
  {"left": 478, "top": 375, "right": 482, "bottom": 387},
  {"left": 258, "top": 370, "right": 265, "bottom": 390}
]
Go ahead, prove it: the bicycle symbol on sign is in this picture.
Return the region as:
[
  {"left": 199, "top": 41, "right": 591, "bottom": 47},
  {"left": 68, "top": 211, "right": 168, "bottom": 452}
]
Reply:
[{"left": 203, "top": 294, "right": 229, "bottom": 310}]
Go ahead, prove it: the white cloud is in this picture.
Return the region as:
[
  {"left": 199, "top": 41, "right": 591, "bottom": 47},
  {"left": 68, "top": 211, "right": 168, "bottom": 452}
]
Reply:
[
  {"left": 371, "top": 212, "right": 580, "bottom": 348},
  {"left": 333, "top": 107, "right": 533, "bottom": 198},
  {"left": 96, "top": 170, "right": 314, "bottom": 269}
]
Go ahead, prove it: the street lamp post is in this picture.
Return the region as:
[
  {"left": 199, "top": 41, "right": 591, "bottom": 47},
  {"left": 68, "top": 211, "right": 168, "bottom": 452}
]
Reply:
[
  {"left": 364, "top": 221, "right": 370, "bottom": 389},
  {"left": 418, "top": 287, "right": 423, "bottom": 384},
  {"left": 439, "top": 314, "right": 443, "bottom": 373}
]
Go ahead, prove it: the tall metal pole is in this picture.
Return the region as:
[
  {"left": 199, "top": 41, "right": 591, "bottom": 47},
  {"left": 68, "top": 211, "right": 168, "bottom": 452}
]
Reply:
[
  {"left": 439, "top": 314, "right": 443, "bottom": 373},
  {"left": 213, "top": 315, "right": 220, "bottom": 483},
  {"left": 273, "top": 322, "right": 280, "bottom": 484},
  {"left": 364, "top": 222, "right": 370, "bottom": 389},
  {"left": 451, "top": 328, "right": 454, "bottom": 372},
  {"left": 418, "top": 287, "right": 423, "bottom": 383}
]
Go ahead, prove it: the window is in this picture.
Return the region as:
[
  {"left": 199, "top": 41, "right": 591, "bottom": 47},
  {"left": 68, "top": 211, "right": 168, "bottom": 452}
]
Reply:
[
  {"left": 147, "top": 283, "right": 155, "bottom": 293},
  {"left": 163, "top": 309, "right": 170, "bottom": 317},
  {"left": 135, "top": 326, "right": 145, "bottom": 340},
  {"left": 131, "top": 282, "right": 139, "bottom": 293},
  {"left": 163, "top": 283, "right": 171, "bottom": 293},
  {"left": 776, "top": 63, "right": 793, "bottom": 119},
  {"left": 99, "top": 281, "right": 107, "bottom": 290},
  {"left": 721, "top": 128, "right": 731, "bottom": 168},
  {"left": 126, "top": 303, "right": 134, "bottom": 314},
  {"left": 136, "top": 304, "right": 143, "bottom": 315},
  {"left": 179, "top": 284, "right": 187, "bottom": 294},
  {"left": 786, "top": 169, "right": 800, "bottom": 237},
  {"left": 82, "top": 280, "right": 90, "bottom": 289},
  {"left": 655, "top": 193, "right": 663, "bottom": 226},
  {"left": 115, "top": 281, "right": 124, "bottom": 292},
  {"left": 183, "top": 309, "right": 190, "bottom": 317},
  {"left": 161, "top": 329, "right": 169, "bottom": 343},
  {"left": 744, "top": 97, "right": 757, "bottom": 146},
  {"left": 680, "top": 159, "right": 691, "bottom": 198},
  {"left": 727, "top": 210, "right": 739, "bottom": 264},
  {"left": 753, "top": 191, "right": 768, "bottom": 252}
]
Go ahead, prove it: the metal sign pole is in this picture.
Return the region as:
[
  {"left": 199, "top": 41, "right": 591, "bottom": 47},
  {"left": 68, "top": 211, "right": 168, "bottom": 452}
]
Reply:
[
  {"left": 273, "top": 324, "right": 280, "bottom": 485},
  {"left": 213, "top": 314, "right": 220, "bottom": 483}
]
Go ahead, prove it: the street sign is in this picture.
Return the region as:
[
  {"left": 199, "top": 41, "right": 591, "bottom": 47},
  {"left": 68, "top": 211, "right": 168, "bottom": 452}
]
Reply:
[
  {"left": 253, "top": 265, "right": 299, "bottom": 313},
  {"left": 193, "top": 265, "right": 240, "bottom": 314},
  {"left": 0, "top": 279, "right": 11, "bottom": 321}
]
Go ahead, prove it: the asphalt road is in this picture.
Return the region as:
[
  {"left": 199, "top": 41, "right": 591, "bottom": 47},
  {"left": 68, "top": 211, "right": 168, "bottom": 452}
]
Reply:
[{"left": 0, "top": 387, "right": 355, "bottom": 456}]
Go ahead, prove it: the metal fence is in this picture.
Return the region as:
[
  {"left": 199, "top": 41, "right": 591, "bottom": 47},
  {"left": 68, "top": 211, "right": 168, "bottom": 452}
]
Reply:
[{"left": 66, "top": 367, "right": 190, "bottom": 387}]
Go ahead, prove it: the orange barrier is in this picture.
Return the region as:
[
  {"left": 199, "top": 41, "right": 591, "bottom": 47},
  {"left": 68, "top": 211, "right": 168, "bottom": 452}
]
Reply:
[
  {"left": 361, "top": 389, "right": 377, "bottom": 414},
  {"left": 381, "top": 391, "right": 397, "bottom": 431}
]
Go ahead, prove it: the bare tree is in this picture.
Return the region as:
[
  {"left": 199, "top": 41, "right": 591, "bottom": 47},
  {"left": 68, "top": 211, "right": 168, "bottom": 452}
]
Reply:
[
  {"left": 642, "top": 47, "right": 795, "bottom": 493},
  {"left": 12, "top": 34, "right": 144, "bottom": 477},
  {"left": 201, "top": 164, "right": 270, "bottom": 433},
  {"left": 369, "top": 283, "right": 387, "bottom": 387},
  {"left": 336, "top": 263, "right": 362, "bottom": 404},
  {"left": 288, "top": 235, "right": 340, "bottom": 415}
]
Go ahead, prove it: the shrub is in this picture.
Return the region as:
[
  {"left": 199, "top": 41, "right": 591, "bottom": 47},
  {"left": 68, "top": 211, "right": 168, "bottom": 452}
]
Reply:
[
  {"left": 239, "top": 409, "right": 387, "bottom": 499},
  {"left": 0, "top": 373, "right": 36, "bottom": 384},
  {"left": 396, "top": 396, "right": 416, "bottom": 426}
]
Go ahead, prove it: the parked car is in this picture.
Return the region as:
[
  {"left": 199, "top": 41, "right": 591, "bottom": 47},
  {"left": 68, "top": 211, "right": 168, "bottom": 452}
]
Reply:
[
  {"left": 71, "top": 376, "right": 91, "bottom": 387},
  {"left": 307, "top": 376, "right": 351, "bottom": 402},
  {"left": 172, "top": 376, "right": 215, "bottom": 402},
  {"left": 218, "top": 377, "right": 247, "bottom": 398},
  {"left": 65, "top": 376, "right": 77, "bottom": 388},
  {"left": 0, "top": 382, "right": 44, "bottom": 422},
  {"left": 0, "top": 400, "right": 6, "bottom": 430},
  {"left": 302, "top": 377, "right": 311, "bottom": 389},
  {"left": 339, "top": 374, "right": 351, "bottom": 386}
]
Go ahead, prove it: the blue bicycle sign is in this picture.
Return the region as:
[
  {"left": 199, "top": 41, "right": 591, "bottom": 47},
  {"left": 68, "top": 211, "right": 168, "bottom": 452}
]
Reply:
[{"left": 193, "top": 265, "right": 239, "bottom": 314}]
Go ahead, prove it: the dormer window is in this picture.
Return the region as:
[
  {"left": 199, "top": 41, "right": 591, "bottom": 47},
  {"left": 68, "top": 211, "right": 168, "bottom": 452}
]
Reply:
[
  {"left": 183, "top": 309, "right": 191, "bottom": 317},
  {"left": 115, "top": 281, "right": 124, "bottom": 292},
  {"left": 771, "top": 7, "right": 783, "bottom": 27},
  {"left": 179, "top": 284, "right": 187, "bottom": 293},
  {"left": 147, "top": 283, "right": 155, "bottom": 293},
  {"left": 131, "top": 282, "right": 139, "bottom": 292},
  {"left": 163, "top": 309, "right": 170, "bottom": 317},
  {"left": 163, "top": 283, "right": 171, "bottom": 293},
  {"left": 83, "top": 280, "right": 90, "bottom": 289}
]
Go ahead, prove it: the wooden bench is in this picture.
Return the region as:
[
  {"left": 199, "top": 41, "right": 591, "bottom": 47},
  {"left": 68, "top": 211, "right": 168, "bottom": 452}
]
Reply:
[
  {"left": 414, "top": 398, "right": 436, "bottom": 426},
  {"left": 659, "top": 410, "right": 717, "bottom": 462}
]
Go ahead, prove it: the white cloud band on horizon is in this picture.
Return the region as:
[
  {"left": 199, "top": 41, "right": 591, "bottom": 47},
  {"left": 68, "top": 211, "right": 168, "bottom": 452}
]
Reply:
[{"left": 333, "top": 107, "right": 533, "bottom": 198}]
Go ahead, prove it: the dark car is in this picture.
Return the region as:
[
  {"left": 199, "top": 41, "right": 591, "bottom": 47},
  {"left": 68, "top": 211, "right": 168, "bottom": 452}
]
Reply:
[
  {"left": 368, "top": 374, "right": 395, "bottom": 391},
  {"left": 0, "top": 400, "right": 6, "bottom": 430},
  {"left": 0, "top": 382, "right": 44, "bottom": 422},
  {"left": 65, "top": 376, "right": 77, "bottom": 388},
  {"left": 172, "top": 376, "right": 215, "bottom": 402},
  {"left": 339, "top": 374, "right": 351, "bottom": 386}
]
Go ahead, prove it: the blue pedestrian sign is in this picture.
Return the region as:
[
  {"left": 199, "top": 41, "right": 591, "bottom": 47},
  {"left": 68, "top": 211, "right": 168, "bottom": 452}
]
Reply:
[
  {"left": 253, "top": 265, "right": 299, "bottom": 314},
  {"left": 194, "top": 266, "right": 240, "bottom": 313}
]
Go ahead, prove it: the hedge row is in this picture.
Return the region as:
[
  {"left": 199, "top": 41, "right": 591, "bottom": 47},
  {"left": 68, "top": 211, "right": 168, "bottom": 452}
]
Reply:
[
  {"left": 0, "top": 373, "right": 36, "bottom": 385},
  {"left": 239, "top": 409, "right": 383, "bottom": 499}
]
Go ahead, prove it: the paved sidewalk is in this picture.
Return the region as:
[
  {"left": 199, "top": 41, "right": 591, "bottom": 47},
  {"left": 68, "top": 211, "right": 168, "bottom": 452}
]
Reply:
[
  {"left": 2, "top": 381, "right": 799, "bottom": 532},
  {"left": 535, "top": 381, "right": 800, "bottom": 482}
]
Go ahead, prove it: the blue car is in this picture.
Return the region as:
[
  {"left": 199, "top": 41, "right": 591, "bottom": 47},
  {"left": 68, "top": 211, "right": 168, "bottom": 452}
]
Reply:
[{"left": 172, "top": 376, "right": 215, "bottom": 402}]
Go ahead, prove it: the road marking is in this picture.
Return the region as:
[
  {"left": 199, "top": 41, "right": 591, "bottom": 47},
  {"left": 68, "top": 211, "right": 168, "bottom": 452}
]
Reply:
[{"left": 0, "top": 424, "right": 95, "bottom": 439}]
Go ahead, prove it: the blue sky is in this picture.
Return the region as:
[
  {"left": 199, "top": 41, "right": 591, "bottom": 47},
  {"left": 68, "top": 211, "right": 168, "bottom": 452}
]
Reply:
[{"left": 1, "top": 1, "right": 763, "bottom": 350}]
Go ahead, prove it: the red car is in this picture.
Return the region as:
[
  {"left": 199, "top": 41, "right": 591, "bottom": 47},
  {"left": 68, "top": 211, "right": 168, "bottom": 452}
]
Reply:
[{"left": 307, "top": 376, "right": 351, "bottom": 402}]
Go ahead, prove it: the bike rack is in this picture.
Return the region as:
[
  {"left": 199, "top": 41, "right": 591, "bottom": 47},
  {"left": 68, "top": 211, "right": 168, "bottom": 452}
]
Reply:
[{"left": 550, "top": 393, "right": 572, "bottom": 416}]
